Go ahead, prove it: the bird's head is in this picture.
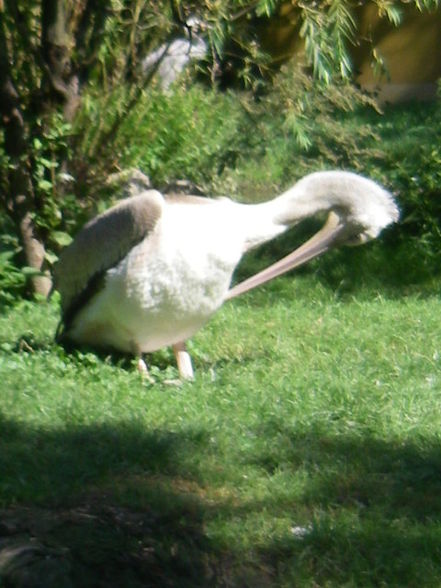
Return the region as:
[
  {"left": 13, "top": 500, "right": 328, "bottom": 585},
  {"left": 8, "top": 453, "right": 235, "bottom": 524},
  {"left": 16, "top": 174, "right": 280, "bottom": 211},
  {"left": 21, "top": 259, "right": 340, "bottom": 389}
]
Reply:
[{"left": 329, "top": 173, "right": 399, "bottom": 246}]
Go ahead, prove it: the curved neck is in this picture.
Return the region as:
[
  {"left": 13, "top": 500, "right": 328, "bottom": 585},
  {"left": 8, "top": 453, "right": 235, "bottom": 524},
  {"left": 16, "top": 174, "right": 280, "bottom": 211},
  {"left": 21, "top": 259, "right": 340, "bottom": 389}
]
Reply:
[{"left": 239, "top": 181, "right": 319, "bottom": 252}]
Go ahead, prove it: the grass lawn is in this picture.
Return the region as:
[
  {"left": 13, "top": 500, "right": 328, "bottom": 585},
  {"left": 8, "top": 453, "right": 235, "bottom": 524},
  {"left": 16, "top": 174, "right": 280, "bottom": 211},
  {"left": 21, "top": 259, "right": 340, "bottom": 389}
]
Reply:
[{"left": 1, "top": 276, "right": 441, "bottom": 587}]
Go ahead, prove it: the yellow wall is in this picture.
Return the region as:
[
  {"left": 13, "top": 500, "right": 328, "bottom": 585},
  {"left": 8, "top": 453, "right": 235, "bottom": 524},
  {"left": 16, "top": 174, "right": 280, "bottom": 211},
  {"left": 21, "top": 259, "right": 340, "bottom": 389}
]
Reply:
[
  {"left": 353, "top": 4, "right": 441, "bottom": 102},
  {"left": 259, "top": 2, "right": 441, "bottom": 103}
]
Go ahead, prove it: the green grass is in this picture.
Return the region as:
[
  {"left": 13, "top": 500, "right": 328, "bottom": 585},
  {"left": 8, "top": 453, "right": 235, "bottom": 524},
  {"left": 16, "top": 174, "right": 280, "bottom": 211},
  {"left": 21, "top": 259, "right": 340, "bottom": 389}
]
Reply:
[{"left": 1, "top": 277, "right": 441, "bottom": 586}]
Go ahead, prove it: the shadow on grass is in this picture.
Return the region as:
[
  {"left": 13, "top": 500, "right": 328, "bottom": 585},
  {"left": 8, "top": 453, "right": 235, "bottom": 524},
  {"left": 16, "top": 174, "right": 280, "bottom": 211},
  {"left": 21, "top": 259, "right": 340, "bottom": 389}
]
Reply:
[
  {"left": 0, "top": 414, "right": 271, "bottom": 588},
  {"left": 246, "top": 419, "right": 441, "bottom": 587},
  {"left": 2, "top": 413, "right": 441, "bottom": 587}
]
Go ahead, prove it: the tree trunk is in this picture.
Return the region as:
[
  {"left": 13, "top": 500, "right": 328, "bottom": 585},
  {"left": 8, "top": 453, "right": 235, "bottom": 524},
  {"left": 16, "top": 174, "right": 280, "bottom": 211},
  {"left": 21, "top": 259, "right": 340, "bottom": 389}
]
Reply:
[
  {"left": 41, "top": 0, "right": 80, "bottom": 122},
  {"left": 0, "top": 10, "right": 52, "bottom": 296},
  {"left": 0, "top": 86, "right": 52, "bottom": 296},
  {"left": 0, "top": 0, "right": 81, "bottom": 297}
]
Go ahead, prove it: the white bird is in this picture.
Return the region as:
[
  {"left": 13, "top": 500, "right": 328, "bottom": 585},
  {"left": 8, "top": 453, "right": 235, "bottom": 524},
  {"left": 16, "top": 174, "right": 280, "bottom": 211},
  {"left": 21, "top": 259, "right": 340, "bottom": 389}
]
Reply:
[
  {"left": 141, "top": 17, "right": 207, "bottom": 90},
  {"left": 54, "top": 171, "right": 398, "bottom": 379}
]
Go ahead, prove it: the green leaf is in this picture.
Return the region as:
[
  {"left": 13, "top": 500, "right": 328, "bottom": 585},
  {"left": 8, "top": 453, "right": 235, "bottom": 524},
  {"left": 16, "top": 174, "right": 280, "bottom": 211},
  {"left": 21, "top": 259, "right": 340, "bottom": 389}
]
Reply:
[
  {"left": 256, "top": 0, "right": 277, "bottom": 17},
  {"left": 21, "top": 266, "right": 45, "bottom": 277},
  {"left": 37, "top": 179, "right": 53, "bottom": 191},
  {"left": 382, "top": 5, "right": 403, "bottom": 26},
  {"left": 38, "top": 157, "right": 58, "bottom": 169},
  {"left": 0, "top": 250, "right": 16, "bottom": 263},
  {"left": 52, "top": 231, "right": 73, "bottom": 247},
  {"left": 45, "top": 250, "right": 59, "bottom": 265}
]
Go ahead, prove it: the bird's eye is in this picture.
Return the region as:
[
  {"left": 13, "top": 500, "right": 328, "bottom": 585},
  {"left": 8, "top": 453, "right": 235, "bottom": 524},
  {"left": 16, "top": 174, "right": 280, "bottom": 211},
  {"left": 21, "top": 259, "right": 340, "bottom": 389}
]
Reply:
[{"left": 345, "top": 233, "right": 368, "bottom": 246}]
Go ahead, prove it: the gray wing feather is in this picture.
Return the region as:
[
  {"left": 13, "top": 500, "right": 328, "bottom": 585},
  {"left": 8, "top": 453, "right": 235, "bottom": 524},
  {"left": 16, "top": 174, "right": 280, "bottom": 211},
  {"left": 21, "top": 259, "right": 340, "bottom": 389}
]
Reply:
[{"left": 54, "top": 190, "right": 164, "bottom": 320}]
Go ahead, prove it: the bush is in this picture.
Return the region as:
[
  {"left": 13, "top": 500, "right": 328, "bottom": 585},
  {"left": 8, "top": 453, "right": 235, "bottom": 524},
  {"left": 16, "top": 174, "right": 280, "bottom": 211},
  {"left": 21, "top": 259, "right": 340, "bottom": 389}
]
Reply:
[
  {"left": 73, "top": 84, "right": 251, "bottom": 190},
  {"left": 0, "top": 218, "right": 26, "bottom": 307},
  {"left": 214, "top": 68, "right": 441, "bottom": 291},
  {"left": 2, "top": 68, "right": 441, "bottom": 302}
]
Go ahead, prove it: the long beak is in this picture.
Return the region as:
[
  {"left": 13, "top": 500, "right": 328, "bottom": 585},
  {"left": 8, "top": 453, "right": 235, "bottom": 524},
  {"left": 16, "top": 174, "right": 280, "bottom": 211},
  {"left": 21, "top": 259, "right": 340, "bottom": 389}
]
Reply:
[{"left": 226, "top": 211, "right": 347, "bottom": 301}]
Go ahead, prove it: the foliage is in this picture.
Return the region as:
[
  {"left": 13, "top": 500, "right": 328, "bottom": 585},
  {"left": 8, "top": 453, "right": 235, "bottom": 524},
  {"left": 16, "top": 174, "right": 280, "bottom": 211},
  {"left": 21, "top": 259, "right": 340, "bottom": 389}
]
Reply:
[
  {"left": 75, "top": 85, "right": 249, "bottom": 190},
  {"left": 0, "top": 223, "right": 26, "bottom": 307},
  {"left": 292, "top": 0, "right": 440, "bottom": 83},
  {"left": 209, "top": 67, "right": 441, "bottom": 289},
  {"left": 0, "top": 0, "right": 440, "bottom": 299},
  {"left": 0, "top": 0, "right": 283, "bottom": 293},
  {"left": 2, "top": 71, "right": 441, "bottom": 300}
]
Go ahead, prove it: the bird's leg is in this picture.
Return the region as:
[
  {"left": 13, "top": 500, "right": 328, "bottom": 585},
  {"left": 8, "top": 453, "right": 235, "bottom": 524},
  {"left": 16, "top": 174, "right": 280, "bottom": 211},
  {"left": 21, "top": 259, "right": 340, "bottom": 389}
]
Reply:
[
  {"left": 137, "top": 356, "right": 149, "bottom": 375},
  {"left": 138, "top": 357, "right": 155, "bottom": 383},
  {"left": 131, "top": 342, "right": 154, "bottom": 383},
  {"left": 173, "top": 341, "right": 194, "bottom": 380}
]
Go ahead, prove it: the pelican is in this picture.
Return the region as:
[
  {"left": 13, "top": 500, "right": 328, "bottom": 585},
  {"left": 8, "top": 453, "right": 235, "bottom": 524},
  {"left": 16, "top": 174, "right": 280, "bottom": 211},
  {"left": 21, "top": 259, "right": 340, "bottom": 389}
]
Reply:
[
  {"left": 54, "top": 171, "right": 398, "bottom": 379},
  {"left": 141, "top": 17, "right": 208, "bottom": 90}
]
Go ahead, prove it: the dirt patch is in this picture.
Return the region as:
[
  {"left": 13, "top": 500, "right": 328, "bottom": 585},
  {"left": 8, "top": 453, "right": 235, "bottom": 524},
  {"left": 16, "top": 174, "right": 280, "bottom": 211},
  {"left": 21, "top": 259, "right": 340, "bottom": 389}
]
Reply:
[{"left": 0, "top": 503, "right": 273, "bottom": 587}]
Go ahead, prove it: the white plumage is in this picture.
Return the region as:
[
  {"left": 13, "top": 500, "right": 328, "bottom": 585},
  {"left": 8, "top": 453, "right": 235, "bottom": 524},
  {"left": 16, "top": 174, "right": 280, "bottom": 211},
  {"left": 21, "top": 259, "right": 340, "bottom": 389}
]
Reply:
[
  {"left": 54, "top": 171, "right": 398, "bottom": 378},
  {"left": 141, "top": 17, "right": 207, "bottom": 90}
]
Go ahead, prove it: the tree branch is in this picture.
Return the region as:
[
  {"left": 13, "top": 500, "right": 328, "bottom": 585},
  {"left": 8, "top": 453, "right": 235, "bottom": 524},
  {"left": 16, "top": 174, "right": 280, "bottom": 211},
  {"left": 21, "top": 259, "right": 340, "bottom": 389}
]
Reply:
[
  {"left": 41, "top": 0, "right": 71, "bottom": 101},
  {"left": 74, "top": 0, "right": 109, "bottom": 83}
]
